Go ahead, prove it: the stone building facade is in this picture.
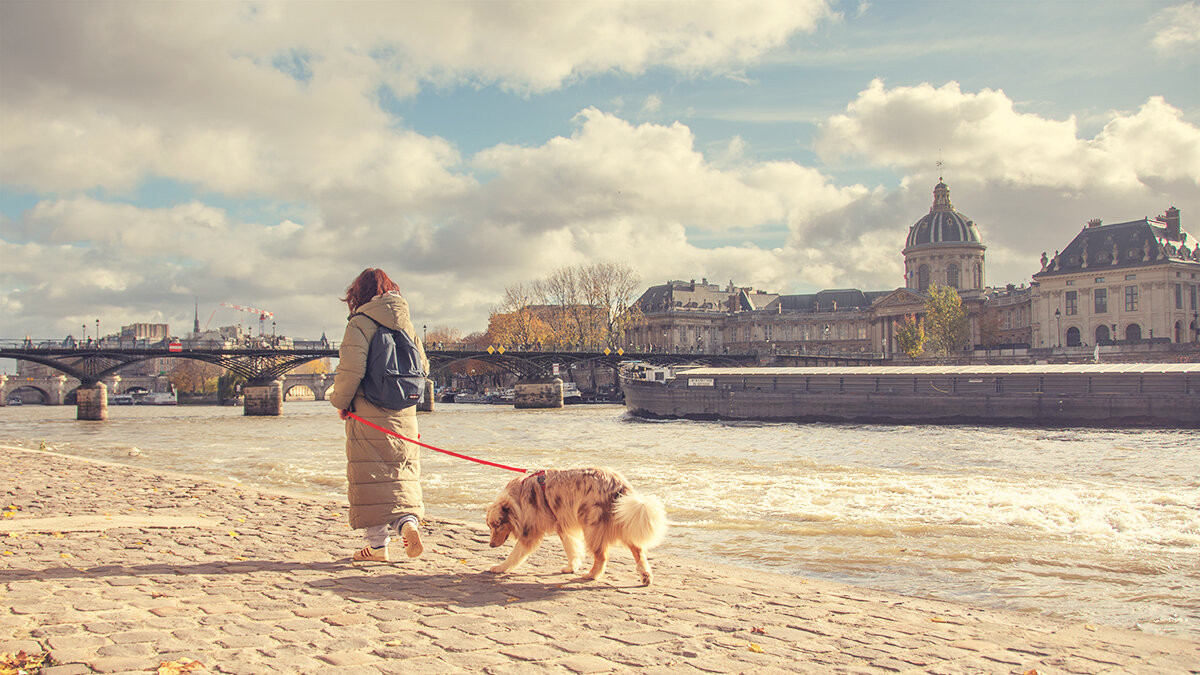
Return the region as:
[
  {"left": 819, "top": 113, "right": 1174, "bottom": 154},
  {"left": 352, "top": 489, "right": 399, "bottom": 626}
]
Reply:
[
  {"left": 1030, "top": 207, "right": 1200, "bottom": 348},
  {"left": 630, "top": 180, "right": 1032, "bottom": 357}
]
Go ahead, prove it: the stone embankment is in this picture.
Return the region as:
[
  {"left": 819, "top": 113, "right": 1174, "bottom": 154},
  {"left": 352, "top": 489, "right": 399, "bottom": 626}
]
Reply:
[{"left": 2, "top": 446, "right": 1197, "bottom": 674}]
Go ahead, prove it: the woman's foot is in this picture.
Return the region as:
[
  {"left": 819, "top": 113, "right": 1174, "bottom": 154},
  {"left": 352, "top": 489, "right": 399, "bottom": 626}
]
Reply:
[
  {"left": 353, "top": 545, "right": 389, "bottom": 562},
  {"left": 400, "top": 521, "right": 423, "bottom": 558}
]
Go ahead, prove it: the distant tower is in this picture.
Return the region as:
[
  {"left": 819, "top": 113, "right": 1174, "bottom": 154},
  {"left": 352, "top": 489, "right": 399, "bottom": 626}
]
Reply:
[
  {"left": 194, "top": 298, "right": 201, "bottom": 335},
  {"left": 903, "top": 178, "right": 986, "bottom": 293}
]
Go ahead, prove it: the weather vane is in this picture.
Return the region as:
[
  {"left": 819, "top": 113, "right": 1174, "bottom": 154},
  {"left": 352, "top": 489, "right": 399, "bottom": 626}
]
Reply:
[{"left": 936, "top": 151, "right": 943, "bottom": 181}]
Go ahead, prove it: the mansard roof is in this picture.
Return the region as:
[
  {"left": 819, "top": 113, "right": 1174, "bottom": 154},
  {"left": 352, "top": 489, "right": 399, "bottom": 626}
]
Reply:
[
  {"left": 1033, "top": 214, "right": 1199, "bottom": 278},
  {"left": 770, "top": 289, "right": 890, "bottom": 312}
]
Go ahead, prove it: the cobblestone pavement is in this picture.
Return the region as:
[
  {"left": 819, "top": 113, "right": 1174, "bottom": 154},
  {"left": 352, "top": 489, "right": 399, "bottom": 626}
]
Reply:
[{"left": 1, "top": 446, "right": 1197, "bottom": 674}]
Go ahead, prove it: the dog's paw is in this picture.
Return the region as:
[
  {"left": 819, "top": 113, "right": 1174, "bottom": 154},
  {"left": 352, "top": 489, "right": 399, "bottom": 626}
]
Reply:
[
  {"left": 640, "top": 572, "right": 653, "bottom": 586},
  {"left": 560, "top": 564, "right": 577, "bottom": 574},
  {"left": 488, "top": 565, "right": 507, "bottom": 574}
]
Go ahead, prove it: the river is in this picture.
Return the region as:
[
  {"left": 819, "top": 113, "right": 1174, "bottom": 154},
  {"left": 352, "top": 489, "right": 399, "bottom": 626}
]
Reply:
[{"left": 2, "top": 401, "right": 1197, "bottom": 639}]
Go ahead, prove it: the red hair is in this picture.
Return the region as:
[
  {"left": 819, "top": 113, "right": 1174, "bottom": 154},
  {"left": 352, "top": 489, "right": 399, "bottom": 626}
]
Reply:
[{"left": 341, "top": 268, "right": 401, "bottom": 312}]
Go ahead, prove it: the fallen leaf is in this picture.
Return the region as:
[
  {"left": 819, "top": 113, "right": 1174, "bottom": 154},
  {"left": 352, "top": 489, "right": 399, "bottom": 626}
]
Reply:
[
  {"left": 227, "top": 531, "right": 238, "bottom": 537},
  {"left": 1, "top": 552, "right": 11, "bottom": 556},
  {"left": 505, "top": 596, "right": 520, "bottom": 603},
  {"left": 457, "top": 559, "right": 467, "bottom": 564},
  {"left": 0, "top": 650, "right": 48, "bottom": 674},
  {"left": 60, "top": 553, "right": 72, "bottom": 558},
  {"left": 383, "top": 639, "right": 404, "bottom": 647},
  {"left": 1085, "top": 624, "right": 1098, "bottom": 631},
  {"left": 748, "top": 643, "right": 764, "bottom": 653},
  {"left": 1023, "top": 670, "right": 1042, "bottom": 675},
  {"left": 157, "top": 657, "right": 205, "bottom": 674},
  {"left": 930, "top": 617, "right": 948, "bottom": 623},
  {"left": 750, "top": 627, "right": 767, "bottom": 634}
]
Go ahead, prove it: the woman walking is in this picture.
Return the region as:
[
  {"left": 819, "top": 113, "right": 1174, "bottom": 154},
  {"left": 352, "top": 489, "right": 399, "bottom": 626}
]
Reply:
[{"left": 330, "top": 268, "right": 429, "bottom": 562}]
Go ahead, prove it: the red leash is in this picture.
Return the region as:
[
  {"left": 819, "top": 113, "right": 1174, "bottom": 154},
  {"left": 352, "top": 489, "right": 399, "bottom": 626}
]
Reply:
[{"left": 345, "top": 411, "right": 529, "bottom": 474}]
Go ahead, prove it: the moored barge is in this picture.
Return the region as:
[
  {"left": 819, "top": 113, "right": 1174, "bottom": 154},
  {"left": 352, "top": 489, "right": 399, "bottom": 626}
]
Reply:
[{"left": 621, "top": 364, "right": 1200, "bottom": 427}]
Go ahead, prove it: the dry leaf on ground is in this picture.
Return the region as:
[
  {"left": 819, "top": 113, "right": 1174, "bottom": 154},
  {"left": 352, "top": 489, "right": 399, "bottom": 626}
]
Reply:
[{"left": 158, "top": 658, "right": 205, "bottom": 674}]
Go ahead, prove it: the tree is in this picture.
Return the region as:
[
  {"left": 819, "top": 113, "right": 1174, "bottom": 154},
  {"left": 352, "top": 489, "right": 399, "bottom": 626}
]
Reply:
[
  {"left": 543, "top": 261, "right": 641, "bottom": 349},
  {"left": 425, "top": 325, "right": 463, "bottom": 348},
  {"left": 169, "top": 359, "right": 222, "bottom": 394},
  {"left": 894, "top": 314, "right": 926, "bottom": 358},
  {"left": 924, "top": 284, "right": 970, "bottom": 357}
]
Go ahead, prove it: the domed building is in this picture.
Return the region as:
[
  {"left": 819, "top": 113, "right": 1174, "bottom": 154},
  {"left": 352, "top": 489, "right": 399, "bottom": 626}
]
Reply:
[{"left": 903, "top": 180, "right": 986, "bottom": 293}]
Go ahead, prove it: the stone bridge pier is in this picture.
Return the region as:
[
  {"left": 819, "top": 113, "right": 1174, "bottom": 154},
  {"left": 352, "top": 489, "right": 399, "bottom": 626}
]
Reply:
[
  {"left": 76, "top": 382, "right": 108, "bottom": 421},
  {"left": 514, "top": 377, "right": 563, "bottom": 409},
  {"left": 244, "top": 379, "right": 284, "bottom": 416}
]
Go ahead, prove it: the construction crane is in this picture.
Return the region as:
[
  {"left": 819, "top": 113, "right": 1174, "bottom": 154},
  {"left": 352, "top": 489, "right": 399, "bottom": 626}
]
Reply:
[{"left": 219, "top": 302, "right": 275, "bottom": 336}]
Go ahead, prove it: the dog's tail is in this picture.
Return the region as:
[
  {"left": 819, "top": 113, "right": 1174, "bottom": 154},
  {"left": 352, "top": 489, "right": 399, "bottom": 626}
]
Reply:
[{"left": 613, "top": 491, "right": 667, "bottom": 550}]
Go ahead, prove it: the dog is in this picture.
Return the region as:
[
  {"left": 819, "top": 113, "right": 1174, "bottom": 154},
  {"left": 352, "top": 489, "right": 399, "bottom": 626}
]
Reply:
[{"left": 485, "top": 467, "right": 666, "bottom": 586}]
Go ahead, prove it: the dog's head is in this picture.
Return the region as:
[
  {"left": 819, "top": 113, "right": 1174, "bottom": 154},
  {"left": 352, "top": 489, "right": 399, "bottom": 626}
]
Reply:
[{"left": 485, "top": 495, "right": 516, "bottom": 548}]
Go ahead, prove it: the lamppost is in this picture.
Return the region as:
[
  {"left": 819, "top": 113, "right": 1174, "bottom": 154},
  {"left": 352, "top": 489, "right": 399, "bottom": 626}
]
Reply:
[
  {"left": 423, "top": 325, "right": 427, "bottom": 344},
  {"left": 95, "top": 319, "right": 100, "bottom": 346},
  {"left": 272, "top": 321, "right": 277, "bottom": 347},
  {"left": 1193, "top": 311, "right": 1199, "bottom": 343},
  {"left": 1054, "top": 308, "right": 1061, "bottom": 348}
]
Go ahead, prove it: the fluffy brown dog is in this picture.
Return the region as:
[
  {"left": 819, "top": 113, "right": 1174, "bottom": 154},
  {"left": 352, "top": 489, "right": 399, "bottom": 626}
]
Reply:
[{"left": 485, "top": 467, "right": 667, "bottom": 586}]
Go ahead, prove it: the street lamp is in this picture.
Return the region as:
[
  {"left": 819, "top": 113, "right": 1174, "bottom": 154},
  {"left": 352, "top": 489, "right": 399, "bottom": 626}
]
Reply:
[
  {"left": 423, "top": 324, "right": 427, "bottom": 344},
  {"left": 1055, "top": 308, "right": 1061, "bottom": 347}
]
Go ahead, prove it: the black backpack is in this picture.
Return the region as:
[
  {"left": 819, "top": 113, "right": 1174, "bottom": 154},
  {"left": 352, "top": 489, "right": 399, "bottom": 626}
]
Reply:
[{"left": 352, "top": 313, "right": 427, "bottom": 410}]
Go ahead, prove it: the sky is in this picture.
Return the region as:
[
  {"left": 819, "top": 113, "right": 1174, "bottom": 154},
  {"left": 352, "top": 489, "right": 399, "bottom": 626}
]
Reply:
[{"left": 2, "top": 0, "right": 1198, "bottom": 347}]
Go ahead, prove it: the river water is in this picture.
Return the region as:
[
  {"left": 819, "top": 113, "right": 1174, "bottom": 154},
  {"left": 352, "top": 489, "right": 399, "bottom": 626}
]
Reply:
[{"left": 2, "top": 401, "right": 1197, "bottom": 639}]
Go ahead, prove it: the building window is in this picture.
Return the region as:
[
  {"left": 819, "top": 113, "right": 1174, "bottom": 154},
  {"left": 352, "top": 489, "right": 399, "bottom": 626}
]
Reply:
[
  {"left": 1191, "top": 286, "right": 1197, "bottom": 311},
  {"left": 1095, "top": 325, "right": 1110, "bottom": 343},
  {"left": 946, "top": 264, "right": 959, "bottom": 289},
  {"left": 918, "top": 265, "right": 930, "bottom": 291},
  {"left": 974, "top": 264, "right": 982, "bottom": 289},
  {"left": 1125, "top": 323, "right": 1142, "bottom": 341},
  {"left": 1066, "top": 327, "right": 1081, "bottom": 347},
  {"left": 1176, "top": 284, "right": 1183, "bottom": 309},
  {"left": 1125, "top": 285, "right": 1138, "bottom": 311},
  {"left": 1065, "top": 291, "right": 1077, "bottom": 316},
  {"left": 1094, "top": 277, "right": 1105, "bottom": 283},
  {"left": 1095, "top": 288, "right": 1107, "bottom": 313},
  {"left": 1125, "top": 274, "right": 1137, "bottom": 280},
  {"left": 1066, "top": 280, "right": 1075, "bottom": 286}
]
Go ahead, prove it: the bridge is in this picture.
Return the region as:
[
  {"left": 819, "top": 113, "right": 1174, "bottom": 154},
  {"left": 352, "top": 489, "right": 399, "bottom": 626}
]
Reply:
[{"left": 0, "top": 341, "right": 879, "bottom": 419}]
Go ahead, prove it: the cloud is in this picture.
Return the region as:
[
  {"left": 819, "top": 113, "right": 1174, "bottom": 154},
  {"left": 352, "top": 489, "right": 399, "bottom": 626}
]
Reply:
[
  {"left": 1151, "top": 2, "right": 1200, "bottom": 53},
  {"left": 815, "top": 79, "right": 1200, "bottom": 192}
]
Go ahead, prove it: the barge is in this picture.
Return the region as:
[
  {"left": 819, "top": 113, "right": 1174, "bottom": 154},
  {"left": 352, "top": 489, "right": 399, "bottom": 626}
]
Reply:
[{"left": 621, "top": 363, "right": 1200, "bottom": 427}]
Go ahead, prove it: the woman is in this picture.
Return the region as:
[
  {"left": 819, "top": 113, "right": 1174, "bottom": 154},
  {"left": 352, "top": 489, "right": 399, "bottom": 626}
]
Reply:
[{"left": 330, "top": 268, "right": 429, "bottom": 562}]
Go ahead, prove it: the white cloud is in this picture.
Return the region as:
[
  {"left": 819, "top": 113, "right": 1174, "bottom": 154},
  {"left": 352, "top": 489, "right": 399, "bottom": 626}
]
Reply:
[{"left": 1151, "top": 2, "right": 1200, "bottom": 53}]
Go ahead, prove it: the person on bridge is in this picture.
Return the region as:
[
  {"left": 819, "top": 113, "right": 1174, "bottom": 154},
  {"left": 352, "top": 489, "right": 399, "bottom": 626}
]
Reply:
[{"left": 331, "top": 268, "right": 430, "bottom": 563}]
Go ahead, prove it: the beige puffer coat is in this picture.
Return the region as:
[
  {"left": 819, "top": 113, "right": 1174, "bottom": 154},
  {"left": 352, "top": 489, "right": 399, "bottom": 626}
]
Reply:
[{"left": 330, "top": 292, "right": 430, "bottom": 529}]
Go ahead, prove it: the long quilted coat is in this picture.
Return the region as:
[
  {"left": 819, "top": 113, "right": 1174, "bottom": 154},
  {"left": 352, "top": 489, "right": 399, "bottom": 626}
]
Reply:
[{"left": 330, "top": 292, "right": 429, "bottom": 529}]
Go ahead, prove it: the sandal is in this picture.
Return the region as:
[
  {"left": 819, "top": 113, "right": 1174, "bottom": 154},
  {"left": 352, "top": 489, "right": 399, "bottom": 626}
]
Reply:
[{"left": 353, "top": 545, "right": 389, "bottom": 562}]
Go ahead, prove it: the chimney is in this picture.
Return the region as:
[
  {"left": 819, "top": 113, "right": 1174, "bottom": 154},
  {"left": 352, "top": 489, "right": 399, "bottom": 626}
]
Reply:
[
  {"left": 1087, "top": 218, "right": 1102, "bottom": 228},
  {"left": 1162, "top": 206, "right": 1181, "bottom": 240}
]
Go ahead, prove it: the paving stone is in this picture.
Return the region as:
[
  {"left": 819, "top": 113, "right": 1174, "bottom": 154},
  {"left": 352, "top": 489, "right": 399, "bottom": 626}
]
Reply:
[{"left": 3, "top": 447, "right": 1197, "bottom": 675}]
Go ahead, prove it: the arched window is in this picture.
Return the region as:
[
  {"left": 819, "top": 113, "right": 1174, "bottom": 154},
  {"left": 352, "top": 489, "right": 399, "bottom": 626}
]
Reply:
[
  {"left": 946, "top": 264, "right": 960, "bottom": 289},
  {"left": 973, "top": 263, "right": 982, "bottom": 289},
  {"left": 1175, "top": 321, "right": 1183, "bottom": 343},
  {"left": 1125, "top": 323, "right": 1142, "bottom": 341},
  {"left": 1095, "top": 325, "right": 1110, "bottom": 344},
  {"left": 918, "top": 265, "right": 931, "bottom": 291},
  {"left": 1066, "top": 327, "right": 1081, "bottom": 347}
]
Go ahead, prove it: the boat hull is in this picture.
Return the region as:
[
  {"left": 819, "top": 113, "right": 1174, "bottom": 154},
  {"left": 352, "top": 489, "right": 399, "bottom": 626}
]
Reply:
[{"left": 622, "top": 365, "right": 1200, "bottom": 427}]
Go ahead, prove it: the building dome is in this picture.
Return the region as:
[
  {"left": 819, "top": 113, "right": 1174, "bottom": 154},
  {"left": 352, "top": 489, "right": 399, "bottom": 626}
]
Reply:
[{"left": 904, "top": 181, "right": 982, "bottom": 251}]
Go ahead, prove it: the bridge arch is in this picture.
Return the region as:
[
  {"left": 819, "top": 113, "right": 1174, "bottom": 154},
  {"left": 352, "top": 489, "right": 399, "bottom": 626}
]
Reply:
[{"left": 4, "top": 384, "right": 52, "bottom": 405}]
